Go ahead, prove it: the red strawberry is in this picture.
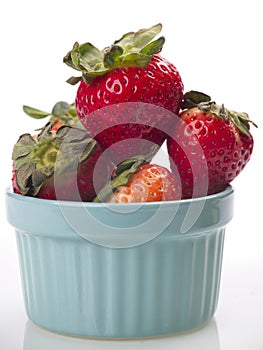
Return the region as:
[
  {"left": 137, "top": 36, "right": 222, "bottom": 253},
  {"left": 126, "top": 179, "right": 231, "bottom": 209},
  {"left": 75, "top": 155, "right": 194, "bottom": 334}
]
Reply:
[
  {"left": 23, "top": 101, "right": 78, "bottom": 134},
  {"left": 12, "top": 123, "right": 108, "bottom": 201},
  {"left": 167, "top": 91, "right": 257, "bottom": 198},
  {"left": 93, "top": 156, "right": 181, "bottom": 203},
  {"left": 63, "top": 24, "right": 183, "bottom": 164}
]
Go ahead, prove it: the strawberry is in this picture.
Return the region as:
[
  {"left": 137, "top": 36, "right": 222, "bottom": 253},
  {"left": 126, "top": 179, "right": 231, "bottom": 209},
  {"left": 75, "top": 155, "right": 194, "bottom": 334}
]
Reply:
[
  {"left": 23, "top": 101, "right": 78, "bottom": 134},
  {"left": 167, "top": 91, "right": 257, "bottom": 198},
  {"left": 93, "top": 155, "right": 181, "bottom": 203},
  {"left": 63, "top": 24, "right": 184, "bottom": 164},
  {"left": 12, "top": 123, "right": 108, "bottom": 201}
]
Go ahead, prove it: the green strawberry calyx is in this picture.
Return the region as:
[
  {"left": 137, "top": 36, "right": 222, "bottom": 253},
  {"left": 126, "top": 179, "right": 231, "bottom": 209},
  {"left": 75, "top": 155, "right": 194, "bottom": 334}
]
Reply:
[
  {"left": 93, "top": 146, "right": 158, "bottom": 202},
  {"left": 23, "top": 101, "right": 77, "bottom": 126},
  {"left": 12, "top": 123, "right": 97, "bottom": 196},
  {"left": 181, "top": 90, "right": 257, "bottom": 138},
  {"left": 63, "top": 23, "right": 165, "bottom": 85}
]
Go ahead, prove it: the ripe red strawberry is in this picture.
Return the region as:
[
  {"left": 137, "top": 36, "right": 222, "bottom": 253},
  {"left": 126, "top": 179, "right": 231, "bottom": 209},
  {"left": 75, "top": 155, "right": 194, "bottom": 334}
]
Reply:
[
  {"left": 23, "top": 101, "right": 78, "bottom": 134},
  {"left": 63, "top": 24, "right": 183, "bottom": 164},
  {"left": 12, "top": 123, "right": 108, "bottom": 201},
  {"left": 93, "top": 156, "right": 181, "bottom": 203},
  {"left": 167, "top": 91, "right": 257, "bottom": 198}
]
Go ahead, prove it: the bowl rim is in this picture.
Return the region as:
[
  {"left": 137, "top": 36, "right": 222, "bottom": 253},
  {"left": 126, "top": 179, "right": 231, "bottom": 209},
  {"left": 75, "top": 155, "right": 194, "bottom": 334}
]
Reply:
[
  {"left": 6, "top": 185, "right": 234, "bottom": 246},
  {"left": 5, "top": 185, "right": 234, "bottom": 208}
]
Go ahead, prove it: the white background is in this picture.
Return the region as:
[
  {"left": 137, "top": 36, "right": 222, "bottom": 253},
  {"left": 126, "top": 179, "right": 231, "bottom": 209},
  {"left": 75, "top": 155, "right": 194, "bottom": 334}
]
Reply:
[{"left": 1, "top": 0, "right": 263, "bottom": 349}]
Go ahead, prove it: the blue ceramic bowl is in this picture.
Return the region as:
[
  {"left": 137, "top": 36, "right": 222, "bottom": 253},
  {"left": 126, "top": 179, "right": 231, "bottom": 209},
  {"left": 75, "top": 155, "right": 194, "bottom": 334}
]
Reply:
[{"left": 6, "top": 186, "right": 234, "bottom": 338}]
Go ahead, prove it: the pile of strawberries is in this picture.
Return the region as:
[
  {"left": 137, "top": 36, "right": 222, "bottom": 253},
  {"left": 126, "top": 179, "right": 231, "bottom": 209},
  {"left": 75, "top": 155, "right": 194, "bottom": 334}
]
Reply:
[{"left": 12, "top": 24, "right": 256, "bottom": 203}]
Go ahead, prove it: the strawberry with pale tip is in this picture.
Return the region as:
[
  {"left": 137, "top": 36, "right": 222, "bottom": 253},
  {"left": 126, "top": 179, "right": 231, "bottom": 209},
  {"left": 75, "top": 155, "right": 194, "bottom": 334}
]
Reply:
[{"left": 93, "top": 153, "right": 182, "bottom": 203}]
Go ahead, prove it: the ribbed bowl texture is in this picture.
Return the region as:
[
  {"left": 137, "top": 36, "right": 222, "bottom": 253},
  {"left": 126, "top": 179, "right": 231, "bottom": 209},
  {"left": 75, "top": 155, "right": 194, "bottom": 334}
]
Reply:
[{"left": 6, "top": 186, "right": 234, "bottom": 338}]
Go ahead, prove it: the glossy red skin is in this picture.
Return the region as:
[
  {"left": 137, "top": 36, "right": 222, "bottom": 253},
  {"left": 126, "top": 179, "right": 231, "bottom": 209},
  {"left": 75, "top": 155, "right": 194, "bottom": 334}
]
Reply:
[
  {"left": 109, "top": 163, "right": 182, "bottom": 203},
  {"left": 75, "top": 54, "right": 184, "bottom": 164},
  {"left": 167, "top": 107, "right": 254, "bottom": 198},
  {"left": 13, "top": 143, "right": 109, "bottom": 201}
]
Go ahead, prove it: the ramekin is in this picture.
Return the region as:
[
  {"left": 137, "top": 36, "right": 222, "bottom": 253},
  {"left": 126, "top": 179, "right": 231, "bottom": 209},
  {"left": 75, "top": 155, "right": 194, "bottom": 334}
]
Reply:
[{"left": 6, "top": 186, "right": 234, "bottom": 338}]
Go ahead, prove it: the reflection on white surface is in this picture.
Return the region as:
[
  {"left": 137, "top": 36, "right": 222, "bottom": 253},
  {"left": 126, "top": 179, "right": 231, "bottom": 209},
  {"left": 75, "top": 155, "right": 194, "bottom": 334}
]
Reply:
[{"left": 23, "top": 318, "right": 220, "bottom": 350}]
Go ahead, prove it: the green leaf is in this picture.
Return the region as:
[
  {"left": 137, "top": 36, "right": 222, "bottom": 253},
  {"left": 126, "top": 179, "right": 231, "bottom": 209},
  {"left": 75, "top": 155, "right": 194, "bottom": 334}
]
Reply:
[
  {"left": 182, "top": 91, "right": 211, "bottom": 110},
  {"left": 113, "top": 31, "right": 134, "bottom": 49},
  {"left": 133, "top": 23, "right": 163, "bottom": 48},
  {"left": 228, "top": 110, "right": 252, "bottom": 138},
  {"left": 66, "top": 76, "right": 83, "bottom": 85},
  {"left": 12, "top": 134, "right": 36, "bottom": 160},
  {"left": 115, "top": 23, "right": 162, "bottom": 50},
  {"left": 93, "top": 159, "right": 144, "bottom": 203},
  {"left": 66, "top": 104, "right": 78, "bottom": 118},
  {"left": 67, "top": 41, "right": 105, "bottom": 74},
  {"left": 79, "top": 42, "right": 104, "bottom": 69},
  {"left": 237, "top": 112, "right": 258, "bottom": 128},
  {"left": 71, "top": 50, "right": 81, "bottom": 69},
  {"left": 82, "top": 69, "right": 109, "bottom": 84},
  {"left": 114, "top": 156, "right": 145, "bottom": 176},
  {"left": 54, "top": 126, "right": 98, "bottom": 174},
  {"left": 37, "top": 122, "right": 52, "bottom": 139},
  {"left": 23, "top": 105, "right": 50, "bottom": 119},
  {"left": 32, "top": 167, "right": 53, "bottom": 187},
  {"left": 16, "top": 162, "right": 36, "bottom": 194},
  {"left": 63, "top": 43, "right": 77, "bottom": 70},
  {"left": 114, "top": 146, "right": 158, "bottom": 177},
  {"left": 93, "top": 156, "right": 145, "bottom": 202},
  {"left": 185, "top": 91, "right": 211, "bottom": 104},
  {"left": 120, "top": 53, "right": 151, "bottom": 68},
  {"left": 13, "top": 154, "right": 32, "bottom": 171},
  {"left": 104, "top": 45, "right": 124, "bottom": 68},
  {"left": 52, "top": 101, "right": 71, "bottom": 117},
  {"left": 140, "top": 36, "right": 165, "bottom": 56}
]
